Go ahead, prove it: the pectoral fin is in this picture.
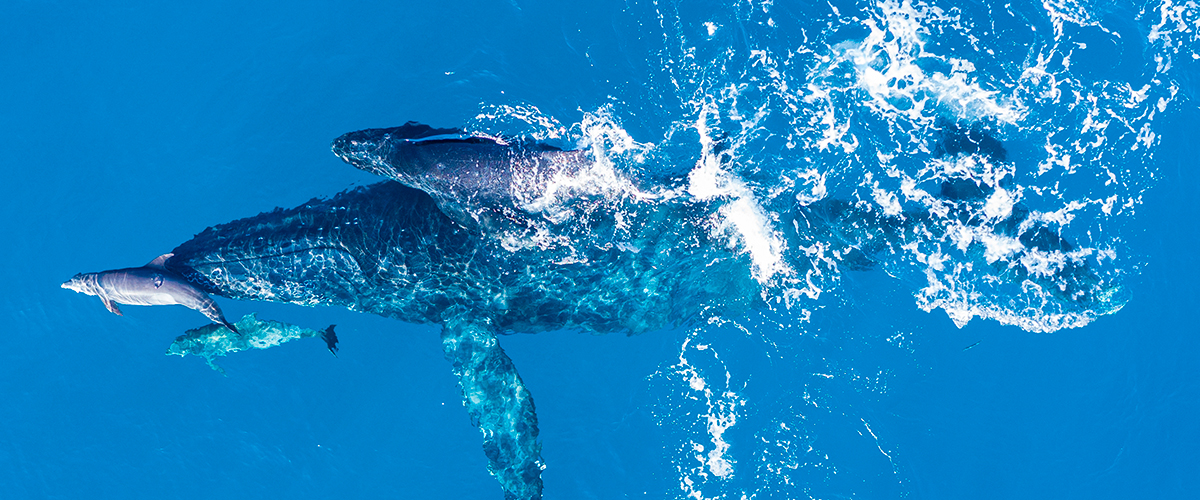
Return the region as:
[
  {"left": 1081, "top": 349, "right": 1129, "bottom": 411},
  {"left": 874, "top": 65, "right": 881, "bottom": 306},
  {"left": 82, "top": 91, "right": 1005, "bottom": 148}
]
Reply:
[
  {"left": 441, "top": 312, "right": 543, "bottom": 500},
  {"left": 102, "top": 297, "right": 123, "bottom": 316}
]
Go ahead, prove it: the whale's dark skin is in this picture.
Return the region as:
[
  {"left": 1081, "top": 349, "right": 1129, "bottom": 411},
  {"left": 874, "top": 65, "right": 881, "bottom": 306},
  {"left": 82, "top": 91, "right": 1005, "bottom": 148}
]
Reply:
[
  {"left": 164, "top": 180, "right": 760, "bottom": 500},
  {"left": 332, "top": 122, "right": 593, "bottom": 231},
  {"left": 166, "top": 124, "right": 764, "bottom": 500},
  {"left": 168, "top": 181, "right": 754, "bottom": 335}
]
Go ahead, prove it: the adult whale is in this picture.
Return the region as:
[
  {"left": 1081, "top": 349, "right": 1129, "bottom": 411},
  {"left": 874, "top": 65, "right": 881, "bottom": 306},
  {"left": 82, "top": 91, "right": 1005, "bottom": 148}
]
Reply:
[{"left": 162, "top": 178, "right": 760, "bottom": 500}]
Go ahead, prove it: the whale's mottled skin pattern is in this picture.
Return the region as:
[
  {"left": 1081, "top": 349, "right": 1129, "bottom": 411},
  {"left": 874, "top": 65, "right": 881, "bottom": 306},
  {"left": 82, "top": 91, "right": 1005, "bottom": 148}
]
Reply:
[
  {"left": 168, "top": 182, "right": 755, "bottom": 335},
  {"left": 166, "top": 180, "right": 760, "bottom": 500}
]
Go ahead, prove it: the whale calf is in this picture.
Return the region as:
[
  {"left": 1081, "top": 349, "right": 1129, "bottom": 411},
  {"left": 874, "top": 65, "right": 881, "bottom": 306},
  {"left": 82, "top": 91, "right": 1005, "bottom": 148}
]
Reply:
[
  {"left": 331, "top": 122, "right": 592, "bottom": 230},
  {"left": 62, "top": 253, "right": 238, "bottom": 333}
]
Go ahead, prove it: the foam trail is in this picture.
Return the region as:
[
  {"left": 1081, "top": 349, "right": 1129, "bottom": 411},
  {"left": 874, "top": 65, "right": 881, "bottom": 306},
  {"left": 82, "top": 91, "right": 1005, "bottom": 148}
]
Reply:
[
  {"left": 651, "top": 326, "right": 745, "bottom": 500},
  {"left": 686, "top": 104, "right": 791, "bottom": 285}
]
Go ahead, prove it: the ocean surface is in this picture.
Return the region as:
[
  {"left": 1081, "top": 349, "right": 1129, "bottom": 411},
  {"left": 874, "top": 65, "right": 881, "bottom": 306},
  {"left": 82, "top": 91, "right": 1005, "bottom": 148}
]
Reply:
[{"left": 2, "top": 0, "right": 1198, "bottom": 498}]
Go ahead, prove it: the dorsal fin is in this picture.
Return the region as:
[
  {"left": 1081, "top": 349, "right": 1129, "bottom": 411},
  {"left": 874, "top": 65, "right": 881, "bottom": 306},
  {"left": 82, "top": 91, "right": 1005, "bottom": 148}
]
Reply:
[{"left": 145, "top": 253, "right": 174, "bottom": 269}]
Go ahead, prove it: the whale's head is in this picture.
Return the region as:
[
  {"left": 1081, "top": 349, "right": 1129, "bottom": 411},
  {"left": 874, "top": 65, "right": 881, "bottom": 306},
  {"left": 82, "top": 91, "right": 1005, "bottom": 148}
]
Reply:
[
  {"left": 331, "top": 127, "right": 391, "bottom": 170},
  {"left": 332, "top": 122, "right": 465, "bottom": 170},
  {"left": 61, "top": 272, "right": 99, "bottom": 296}
]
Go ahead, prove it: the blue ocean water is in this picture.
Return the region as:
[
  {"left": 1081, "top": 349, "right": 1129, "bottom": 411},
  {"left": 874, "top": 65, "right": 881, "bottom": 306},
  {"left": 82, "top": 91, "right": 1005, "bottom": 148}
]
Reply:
[{"left": 2, "top": 0, "right": 1198, "bottom": 498}]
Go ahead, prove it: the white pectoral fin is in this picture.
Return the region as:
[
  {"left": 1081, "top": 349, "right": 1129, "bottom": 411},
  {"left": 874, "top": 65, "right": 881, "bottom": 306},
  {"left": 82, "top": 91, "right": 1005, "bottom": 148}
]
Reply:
[{"left": 101, "top": 297, "right": 123, "bottom": 316}]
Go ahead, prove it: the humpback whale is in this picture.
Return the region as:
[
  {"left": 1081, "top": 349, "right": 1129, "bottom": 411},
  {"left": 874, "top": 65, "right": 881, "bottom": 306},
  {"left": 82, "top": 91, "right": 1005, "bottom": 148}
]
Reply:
[
  {"left": 62, "top": 253, "right": 238, "bottom": 333},
  {"left": 67, "top": 121, "right": 1123, "bottom": 499},
  {"left": 161, "top": 178, "right": 759, "bottom": 500}
]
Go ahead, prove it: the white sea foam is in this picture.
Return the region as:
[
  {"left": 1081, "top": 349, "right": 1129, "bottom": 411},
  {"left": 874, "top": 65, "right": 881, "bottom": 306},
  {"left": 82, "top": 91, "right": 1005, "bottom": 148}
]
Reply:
[
  {"left": 1146, "top": 0, "right": 1200, "bottom": 73},
  {"left": 471, "top": 105, "right": 687, "bottom": 260},
  {"left": 687, "top": 104, "right": 791, "bottom": 285},
  {"left": 470, "top": 103, "right": 569, "bottom": 142},
  {"left": 824, "top": 0, "right": 1024, "bottom": 125},
  {"left": 628, "top": 0, "right": 1162, "bottom": 334},
  {"left": 651, "top": 328, "right": 746, "bottom": 499},
  {"left": 614, "top": 0, "right": 1169, "bottom": 495},
  {"left": 797, "top": 0, "right": 1163, "bottom": 332}
]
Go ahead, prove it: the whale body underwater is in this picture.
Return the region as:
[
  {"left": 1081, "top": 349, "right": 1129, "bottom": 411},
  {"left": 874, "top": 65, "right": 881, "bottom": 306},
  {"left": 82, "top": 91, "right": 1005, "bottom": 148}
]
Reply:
[
  {"left": 171, "top": 123, "right": 761, "bottom": 500},
  {"left": 63, "top": 122, "right": 1122, "bottom": 499}
]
